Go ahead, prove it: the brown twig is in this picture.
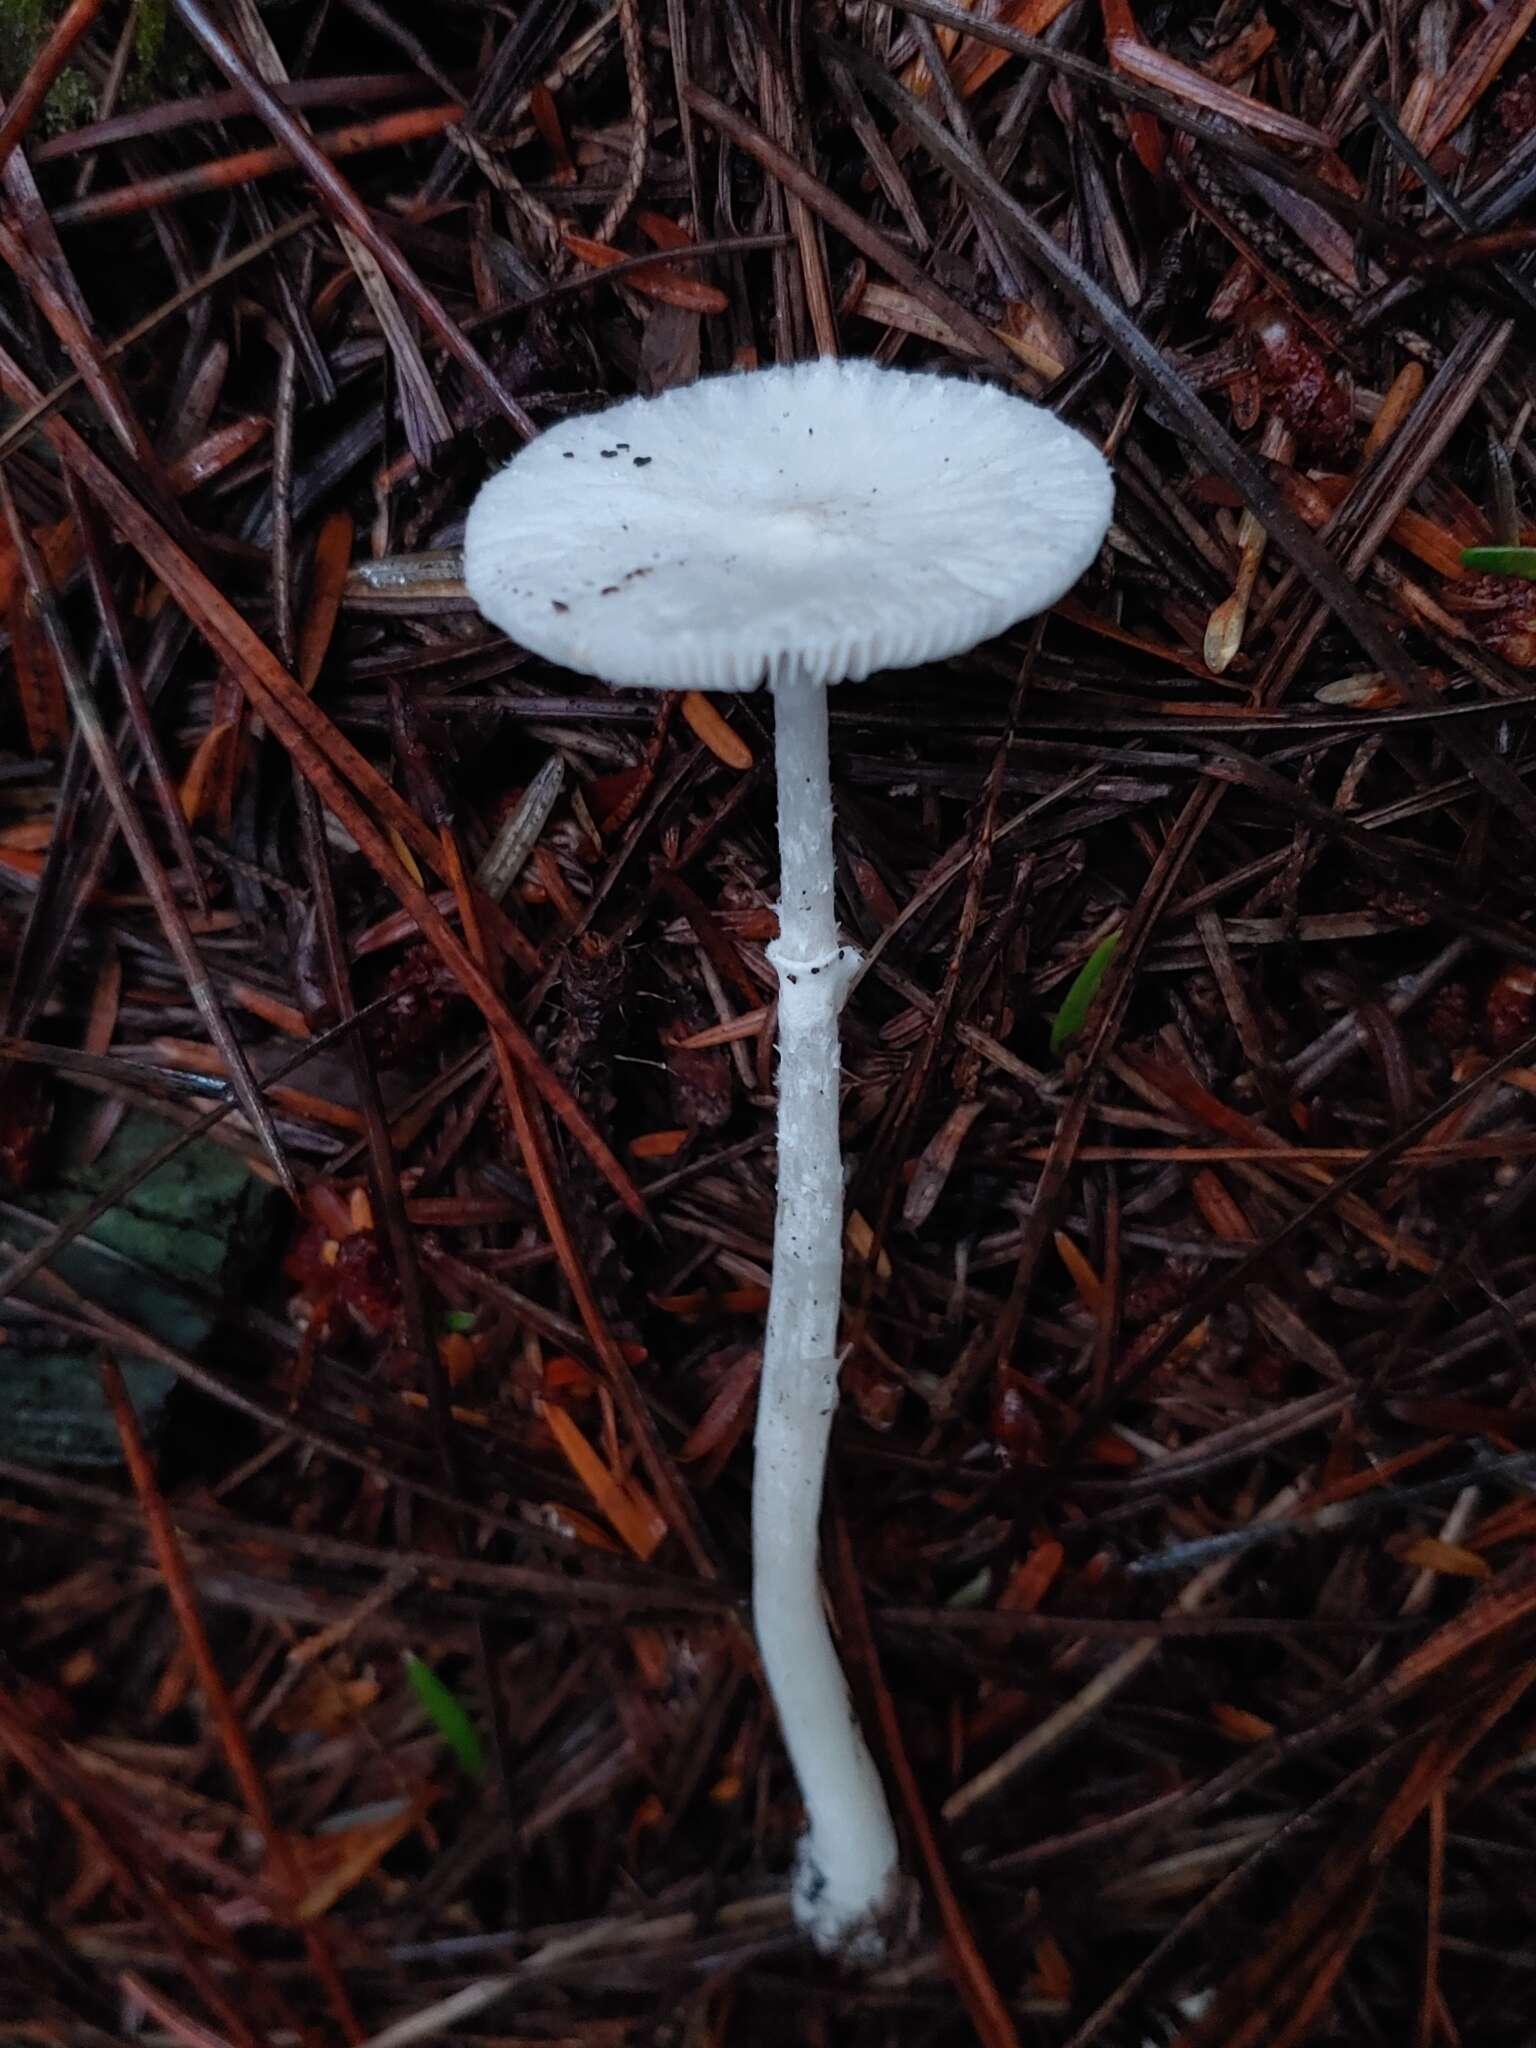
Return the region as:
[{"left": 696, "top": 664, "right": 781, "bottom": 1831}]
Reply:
[
  {"left": 102, "top": 1354, "right": 364, "bottom": 2044},
  {"left": 0, "top": 472, "right": 297, "bottom": 1196}
]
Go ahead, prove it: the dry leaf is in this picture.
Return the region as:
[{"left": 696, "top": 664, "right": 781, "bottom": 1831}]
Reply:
[
  {"left": 274, "top": 1669, "right": 382, "bottom": 1736},
  {"left": 680, "top": 690, "right": 752, "bottom": 768},
  {"left": 541, "top": 1400, "right": 668, "bottom": 1560},
  {"left": 1212, "top": 1702, "right": 1277, "bottom": 1743},
  {"left": 285, "top": 1788, "right": 434, "bottom": 1920},
  {"left": 1395, "top": 1538, "right": 1493, "bottom": 1580},
  {"left": 562, "top": 231, "right": 728, "bottom": 314}
]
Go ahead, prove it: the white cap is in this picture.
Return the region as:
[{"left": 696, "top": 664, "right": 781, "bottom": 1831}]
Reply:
[{"left": 464, "top": 357, "right": 1113, "bottom": 692}]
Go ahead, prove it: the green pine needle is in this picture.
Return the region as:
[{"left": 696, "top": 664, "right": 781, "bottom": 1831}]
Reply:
[
  {"left": 1050, "top": 933, "right": 1122, "bottom": 1055},
  {"left": 404, "top": 1654, "right": 485, "bottom": 1778},
  {"left": 1459, "top": 545, "right": 1536, "bottom": 581}
]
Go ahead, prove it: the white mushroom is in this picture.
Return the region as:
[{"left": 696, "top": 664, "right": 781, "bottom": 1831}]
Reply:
[{"left": 465, "top": 357, "right": 1112, "bottom": 1959}]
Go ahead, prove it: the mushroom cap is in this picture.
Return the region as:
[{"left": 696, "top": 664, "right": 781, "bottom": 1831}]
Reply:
[{"left": 464, "top": 357, "right": 1113, "bottom": 692}]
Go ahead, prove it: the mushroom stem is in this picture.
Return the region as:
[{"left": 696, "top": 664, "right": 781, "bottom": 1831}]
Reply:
[{"left": 754, "top": 677, "right": 900, "bottom": 1959}]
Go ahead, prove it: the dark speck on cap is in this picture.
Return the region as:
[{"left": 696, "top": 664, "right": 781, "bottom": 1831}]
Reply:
[{"left": 634, "top": 456, "right": 651, "bottom": 467}]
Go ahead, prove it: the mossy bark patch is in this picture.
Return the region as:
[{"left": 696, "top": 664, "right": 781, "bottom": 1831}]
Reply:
[{"left": 6, "top": 1108, "right": 281, "bottom": 1463}]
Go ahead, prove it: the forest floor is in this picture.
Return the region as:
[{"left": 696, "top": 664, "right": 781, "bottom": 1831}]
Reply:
[{"left": 4, "top": 3, "right": 1536, "bottom": 2045}]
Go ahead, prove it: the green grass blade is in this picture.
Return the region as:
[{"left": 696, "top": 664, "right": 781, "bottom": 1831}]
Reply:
[
  {"left": 1050, "top": 932, "right": 1122, "bottom": 1055},
  {"left": 404, "top": 1654, "right": 485, "bottom": 1778},
  {"left": 1459, "top": 545, "right": 1536, "bottom": 580}
]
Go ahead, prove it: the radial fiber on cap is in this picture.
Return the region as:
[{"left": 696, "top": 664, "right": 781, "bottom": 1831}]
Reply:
[{"left": 465, "top": 357, "right": 1113, "bottom": 692}]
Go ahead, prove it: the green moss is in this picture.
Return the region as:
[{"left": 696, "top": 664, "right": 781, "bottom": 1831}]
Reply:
[
  {"left": 39, "top": 58, "right": 91, "bottom": 127},
  {"left": 134, "top": 0, "right": 167, "bottom": 75},
  {"left": 0, "top": 0, "right": 202, "bottom": 137},
  {"left": 0, "top": 0, "right": 95, "bottom": 134},
  {"left": 0, "top": 0, "right": 58, "bottom": 95},
  {"left": 0, "top": 0, "right": 51, "bottom": 39}
]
